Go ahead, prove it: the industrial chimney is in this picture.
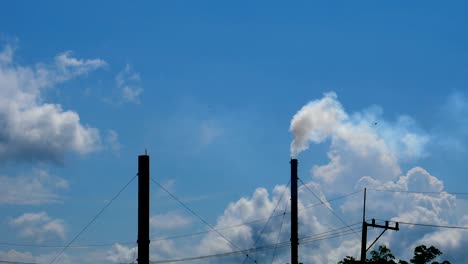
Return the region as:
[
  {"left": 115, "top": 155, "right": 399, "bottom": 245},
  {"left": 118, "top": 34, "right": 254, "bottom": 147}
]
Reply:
[
  {"left": 138, "top": 154, "right": 150, "bottom": 264},
  {"left": 290, "top": 158, "right": 298, "bottom": 264}
]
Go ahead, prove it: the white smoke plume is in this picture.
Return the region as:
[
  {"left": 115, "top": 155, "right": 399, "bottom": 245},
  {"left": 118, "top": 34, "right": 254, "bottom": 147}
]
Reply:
[{"left": 290, "top": 92, "right": 347, "bottom": 158}]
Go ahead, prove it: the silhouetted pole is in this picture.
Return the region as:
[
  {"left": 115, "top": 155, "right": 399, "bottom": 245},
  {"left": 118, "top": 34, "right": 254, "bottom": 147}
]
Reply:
[
  {"left": 360, "top": 188, "right": 399, "bottom": 263},
  {"left": 360, "top": 188, "right": 367, "bottom": 263},
  {"left": 290, "top": 159, "right": 298, "bottom": 264},
  {"left": 138, "top": 154, "right": 150, "bottom": 264}
]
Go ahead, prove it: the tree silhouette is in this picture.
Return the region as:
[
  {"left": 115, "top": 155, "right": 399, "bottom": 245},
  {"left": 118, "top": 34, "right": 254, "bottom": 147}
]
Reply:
[{"left": 337, "top": 245, "right": 450, "bottom": 264}]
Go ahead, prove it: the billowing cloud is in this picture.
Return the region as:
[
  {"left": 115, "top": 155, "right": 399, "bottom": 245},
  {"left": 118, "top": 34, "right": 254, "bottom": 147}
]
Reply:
[
  {"left": 103, "top": 93, "right": 467, "bottom": 264},
  {"left": 0, "top": 44, "right": 104, "bottom": 163},
  {"left": 9, "top": 212, "right": 66, "bottom": 242},
  {"left": 0, "top": 169, "right": 68, "bottom": 205},
  {"left": 106, "top": 243, "right": 138, "bottom": 263},
  {"left": 137, "top": 92, "right": 465, "bottom": 264},
  {"left": 4, "top": 92, "right": 466, "bottom": 264}
]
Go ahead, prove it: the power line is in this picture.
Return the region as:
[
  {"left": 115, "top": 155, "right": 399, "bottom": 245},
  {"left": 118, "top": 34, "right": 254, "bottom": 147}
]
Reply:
[
  {"left": 0, "top": 190, "right": 362, "bottom": 250},
  {"left": 153, "top": 190, "right": 358, "bottom": 242},
  {"left": 300, "top": 227, "right": 361, "bottom": 244},
  {"left": 149, "top": 190, "right": 359, "bottom": 243},
  {"left": 299, "top": 222, "right": 361, "bottom": 241},
  {"left": 241, "top": 180, "right": 290, "bottom": 264},
  {"left": 0, "top": 261, "right": 39, "bottom": 264},
  {"left": 379, "top": 220, "right": 468, "bottom": 230},
  {"left": 151, "top": 177, "right": 258, "bottom": 263},
  {"left": 367, "top": 188, "right": 468, "bottom": 196},
  {"left": 299, "top": 190, "right": 362, "bottom": 211},
  {"left": 298, "top": 177, "right": 360, "bottom": 239},
  {"left": 149, "top": 224, "right": 362, "bottom": 263},
  {"left": 0, "top": 241, "right": 135, "bottom": 249},
  {"left": 47, "top": 173, "right": 137, "bottom": 264},
  {"left": 270, "top": 203, "right": 288, "bottom": 264}
]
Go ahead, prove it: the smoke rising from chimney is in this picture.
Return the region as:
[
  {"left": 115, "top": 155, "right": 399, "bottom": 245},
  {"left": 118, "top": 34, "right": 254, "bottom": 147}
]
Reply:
[{"left": 289, "top": 92, "right": 347, "bottom": 157}]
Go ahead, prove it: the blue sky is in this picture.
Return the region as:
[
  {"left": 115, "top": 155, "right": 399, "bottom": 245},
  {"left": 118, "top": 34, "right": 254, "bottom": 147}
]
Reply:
[{"left": 1, "top": 1, "right": 468, "bottom": 263}]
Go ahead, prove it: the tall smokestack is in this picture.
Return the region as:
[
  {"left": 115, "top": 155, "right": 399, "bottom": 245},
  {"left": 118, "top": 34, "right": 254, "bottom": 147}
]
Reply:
[
  {"left": 138, "top": 154, "right": 150, "bottom": 264},
  {"left": 290, "top": 158, "right": 299, "bottom": 264}
]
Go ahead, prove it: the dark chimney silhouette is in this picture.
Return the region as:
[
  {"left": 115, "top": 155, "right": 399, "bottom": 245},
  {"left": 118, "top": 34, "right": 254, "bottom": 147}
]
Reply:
[{"left": 290, "top": 158, "right": 298, "bottom": 264}]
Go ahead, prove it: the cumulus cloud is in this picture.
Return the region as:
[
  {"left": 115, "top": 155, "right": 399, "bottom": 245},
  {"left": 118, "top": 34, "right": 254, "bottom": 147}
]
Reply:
[
  {"left": 5, "top": 92, "right": 465, "bottom": 264},
  {"left": 9, "top": 212, "right": 66, "bottom": 242},
  {"left": 107, "top": 240, "right": 179, "bottom": 263},
  {"left": 144, "top": 92, "right": 465, "bottom": 264},
  {"left": 0, "top": 169, "right": 68, "bottom": 205},
  {"left": 116, "top": 64, "right": 143, "bottom": 104},
  {"left": 100, "top": 92, "right": 466, "bottom": 264},
  {"left": 0, "top": 44, "right": 104, "bottom": 163},
  {"left": 287, "top": 92, "right": 465, "bottom": 263},
  {"left": 106, "top": 243, "right": 138, "bottom": 263}
]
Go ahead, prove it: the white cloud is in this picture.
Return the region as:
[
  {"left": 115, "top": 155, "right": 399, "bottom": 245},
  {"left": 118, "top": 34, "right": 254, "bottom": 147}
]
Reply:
[
  {"left": 0, "top": 44, "right": 104, "bottom": 163},
  {"left": 106, "top": 243, "right": 138, "bottom": 263},
  {"left": 9, "top": 212, "right": 66, "bottom": 242},
  {"left": 0, "top": 169, "right": 68, "bottom": 205},
  {"left": 150, "top": 211, "right": 192, "bottom": 230},
  {"left": 107, "top": 240, "right": 178, "bottom": 263},
  {"left": 51, "top": 51, "right": 107, "bottom": 84},
  {"left": 0, "top": 249, "right": 71, "bottom": 264},
  {"left": 116, "top": 64, "right": 143, "bottom": 104},
  {"left": 3, "top": 92, "right": 464, "bottom": 263},
  {"left": 0, "top": 44, "right": 13, "bottom": 64},
  {"left": 162, "top": 92, "right": 465, "bottom": 263},
  {"left": 89, "top": 92, "right": 467, "bottom": 264}
]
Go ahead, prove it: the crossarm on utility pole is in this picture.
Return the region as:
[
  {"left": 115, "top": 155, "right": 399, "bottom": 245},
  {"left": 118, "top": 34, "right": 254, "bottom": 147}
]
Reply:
[
  {"left": 361, "top": 216, "right": 399, "bottom": 263},
  {"left": 366, "top": 229, "right": 387, "bottom": 252}
]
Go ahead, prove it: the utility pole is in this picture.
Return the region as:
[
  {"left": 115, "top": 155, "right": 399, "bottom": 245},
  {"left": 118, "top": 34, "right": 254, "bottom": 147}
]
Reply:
[
  {"left": 360, "top": 188, "right": 399, "bottom": 263},
  {"left": 360, "top": 188, "right": 367, "bottom": 263},
  {"left": 290, "top": 159, "right": 299, "bottom": 264},
  {"left": 138, "top": 154, "right": 150, "bottom": 264}
]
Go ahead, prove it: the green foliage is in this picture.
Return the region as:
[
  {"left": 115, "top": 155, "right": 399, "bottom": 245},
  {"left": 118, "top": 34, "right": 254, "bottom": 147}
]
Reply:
[
  {"left": 369, "top": 245, "right": 397, "bottom": 263},
  {"left": 338, "top": 256, "right": 359, "bottom": 264},
  {"left": 337, "top": 245, "right": 451, "bottom": 264},
  {"left": 410, "top": 245, "right": 442, "bottom": 264}
]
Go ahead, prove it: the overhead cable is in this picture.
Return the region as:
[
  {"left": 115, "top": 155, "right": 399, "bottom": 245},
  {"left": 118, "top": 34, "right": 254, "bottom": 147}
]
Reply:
[
  {"left": 298, "top": 177, "right": 360, "bottom": 239},
  {"left": 379, "top": 220, "right": 468, "bottom": 230},
  {"left": 47, "top": 173, "right": 137, "bottom": 264},
  {"left": 0, "top": 190, "right": 361, "bottom": 250},
  {"left": 367, "top": 188, "right": 468, "bottom": 196},
  {"left": 149, "top": 224, "right": 362, "bottom": 263},
  {"left": 241, "top": 180, "right": 290, "bottom": 264},
  {"left": 151, "top": 177, "right": 257, "bottom": 263}
]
